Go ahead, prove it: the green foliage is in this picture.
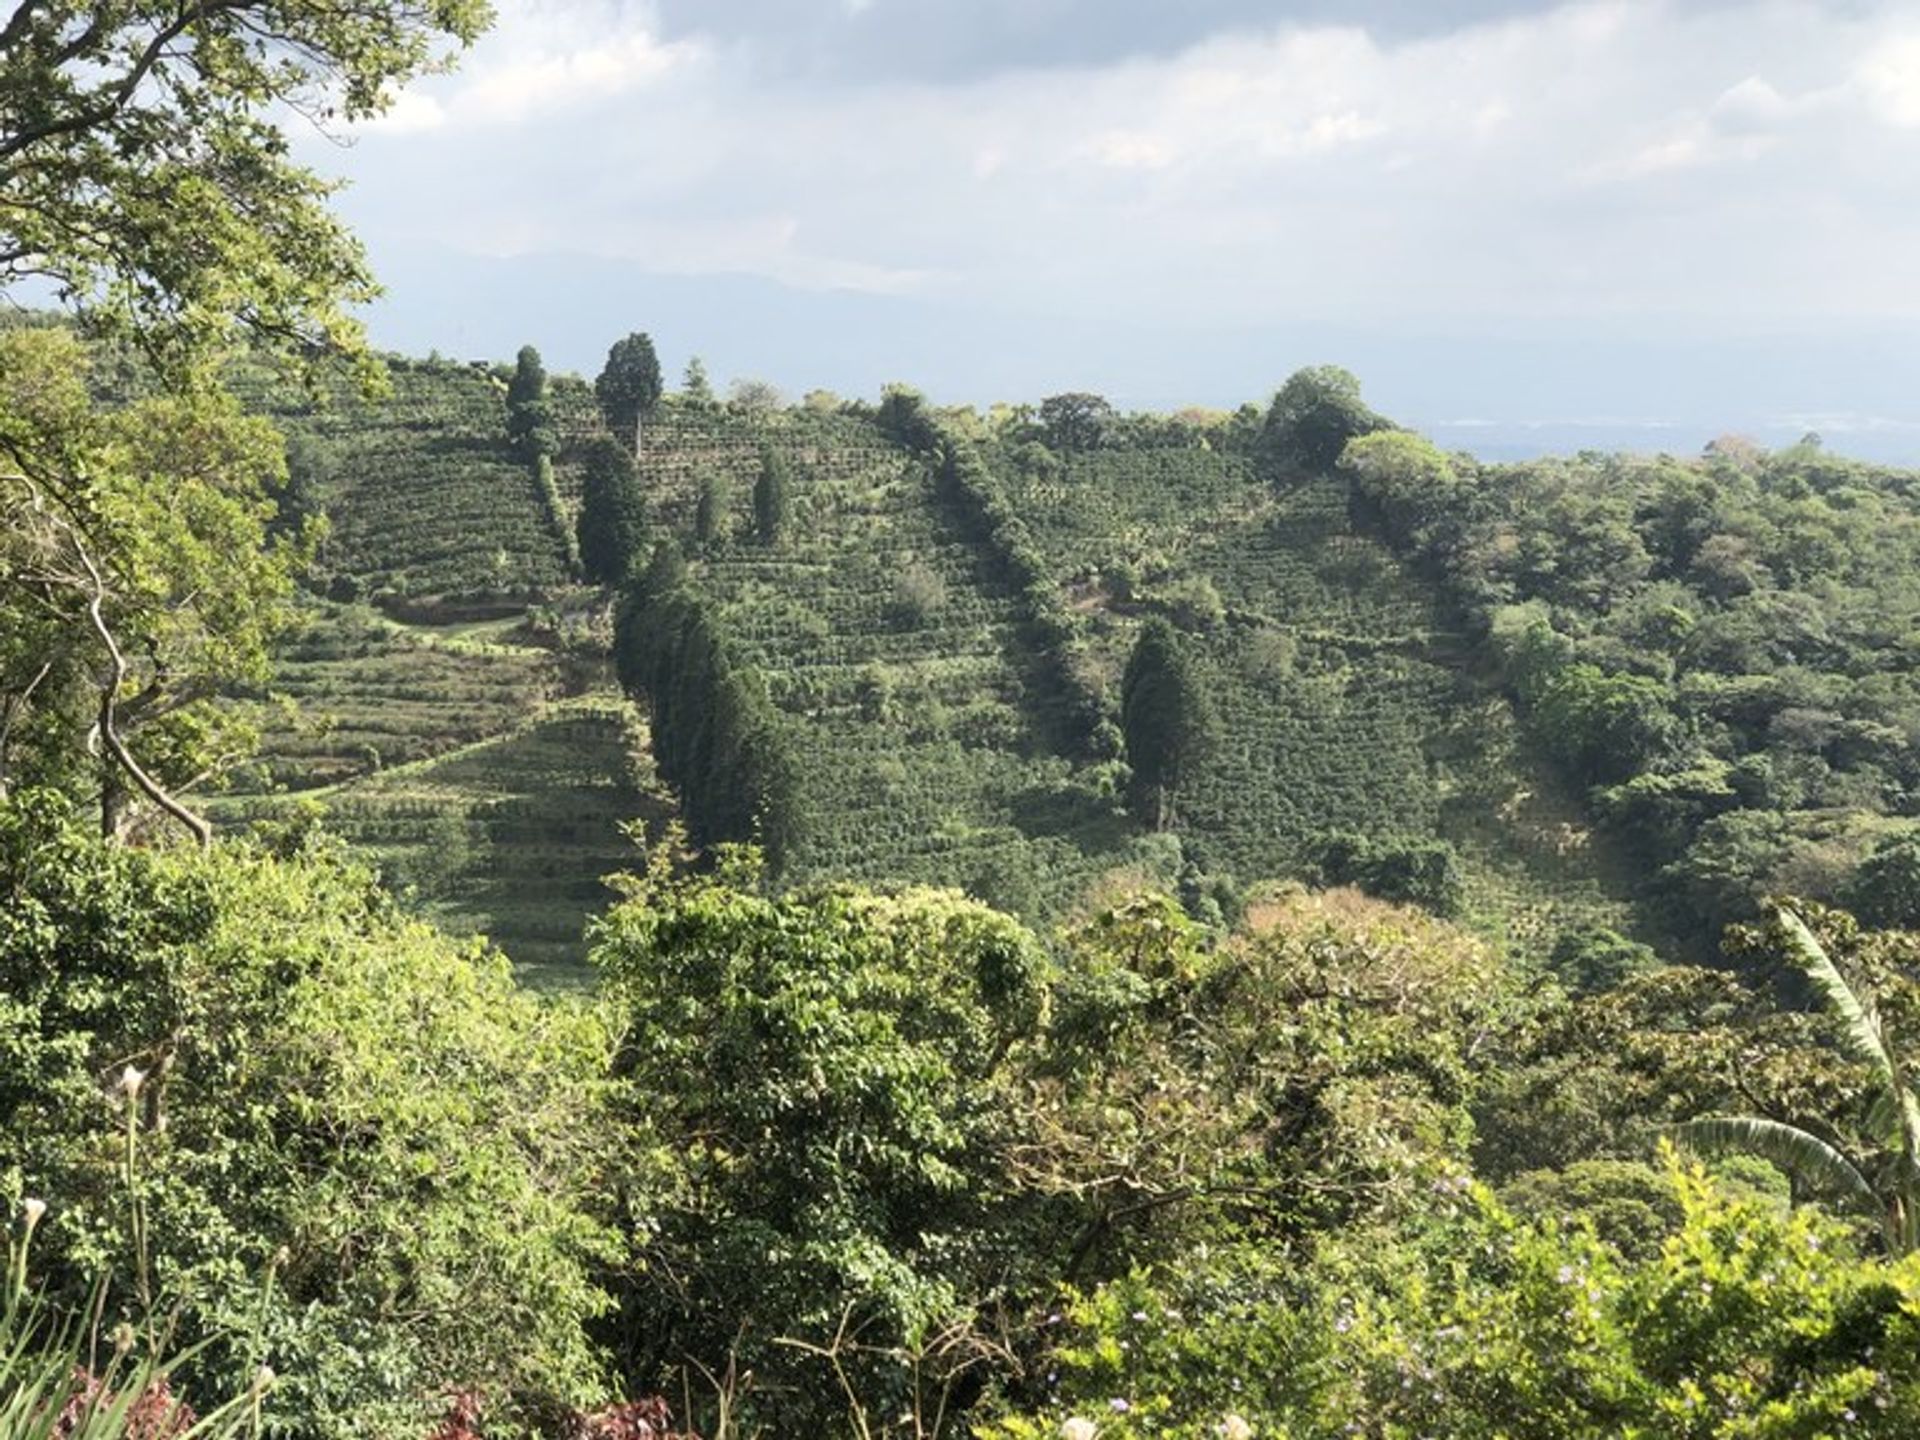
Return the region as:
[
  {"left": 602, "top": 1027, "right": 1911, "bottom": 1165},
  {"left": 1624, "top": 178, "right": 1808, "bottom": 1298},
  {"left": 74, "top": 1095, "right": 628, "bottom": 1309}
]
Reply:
[
  {"left": 614, "top": 575, "right": 802, "bottom": 871},
  {"left": 692, "top": 467, "right": 729, "bottom": 549},
  {"left": 752, "top": 443, "right": 790, "bottom": 545},
  {"left": 1341, "top": 427, "right": 1462, "bottom": 550},
  {"left": 680, "top": 356, "right": 713, "bottom": 407},
  {"left": 594, "top": 333, "right": 663, "bottom": 446},
  {"left": 1348, "top": 438, "right": 1920, "bottom": 954},
  {"left": 1038, "top": 393, "right": 1116, "bottom": 453},
  {"left": 1309, "top": 831, "right": 1468, "bottom": 917},
  {"left": 585, "top": 872, "right": 1527, "bottom": 1434},
  {"left": 593, "top": 869, "right": 1048, "bottom": 1435},
  {"left": 984, "top": 1164, "right": 1920, "bottom": 1440},
  {"left": 875, "top": 383, "right": 939, "bottom": 451},
  {"left": 577, "top": 437, "right": 648, "bottom": 586},
  {"left": 1527, "top": 661, "right": 1688, "bottom": 787},
  {"left": 1262, "top": 365, "right": 1389, "bottom": 475},
  {"left": 1121, "top": 618, "right": 1213, "bottom": 829},
  {"left": 0, "top": 792, "right": 617, "bottom": 1438},
  {"left": 0, "top": 327, "right": 313, "bottom": 840},
  {"left": 1678, "top": 907, "right": 1920, "bottom": 1253},
  {"left": 0, "top": 0, "right": 487, "bottom": 373},
  {"left": 1547, "top": 925, "right": 1661, "bottom": 994},
  {"left": 1847, "top": 832, "right": 1920, "bottom": 930},
  {"left": 506, "top": 345, "right": 556, "bottom": 460},
  {"left": 230, "top": 355, "right": 577, "bottom": 603}
]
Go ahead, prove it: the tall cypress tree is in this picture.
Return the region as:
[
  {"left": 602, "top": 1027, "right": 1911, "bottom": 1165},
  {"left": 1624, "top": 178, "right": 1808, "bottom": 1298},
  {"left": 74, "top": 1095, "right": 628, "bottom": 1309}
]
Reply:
[
  {"left": 577, "top": 437, "right": 647, "bottom": 585},
  {"left": 595, "top": 332, "right": 663, "bottom": 452},
  {"left": 505, "top": 344, "right": 554, "bottom": 459},
  {"left": 695, "top": 468, "right": 729, "bottom": 549},
  {"left": 1121, "top": 617, "right": 1214, "bottom": 830},
  {"left": 610, "top": 561, "right": 804, "bottom": 869},
  {"left": 753, "top": 444, "right": 790, "bottom": 546}
]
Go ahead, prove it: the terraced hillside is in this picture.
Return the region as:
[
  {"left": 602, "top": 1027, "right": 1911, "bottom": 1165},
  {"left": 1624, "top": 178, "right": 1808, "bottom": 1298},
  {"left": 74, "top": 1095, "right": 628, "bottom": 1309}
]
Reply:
[
  {"left": 638, "top": 404, "right": 1173, "bottom": 914},
  {"left": 988, "top": 443, "right": 1638, "bottom": 950},
  {"left": 212, "top": 359, "right": 1640, "bottom": 976},
  {"left": 207, "top": 594, "right": 655, "bottom": 986},
  {"left": 227, "top": 606, "right": 558, "bottom": 790},
  {"left": 233, "top": 356, "right": 578, "bottom": 607},
  {"left": 211, "top": 635, "right": 658, "bottom": 985}
]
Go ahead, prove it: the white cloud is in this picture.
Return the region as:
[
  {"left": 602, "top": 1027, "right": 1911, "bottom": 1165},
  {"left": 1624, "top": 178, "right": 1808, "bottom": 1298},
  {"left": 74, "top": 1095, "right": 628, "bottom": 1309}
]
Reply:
[
  {"left": 454, "top": 31, "right": 698, "bottom": 125},
  {"left": 1086, "top": 130, "right": 1178, "bottom": 170},
  {"left": 314, "top": 0, "right": 1920, "bottom": 325},
  {"left": 361, "top": 90, "right": 447, "bottom": 135},
  {"left": 1857, "top": 32, "right": 1920, "bottom": 127},
  {"left": 352, "top": 2, "right": 702, "bottom": 134}
]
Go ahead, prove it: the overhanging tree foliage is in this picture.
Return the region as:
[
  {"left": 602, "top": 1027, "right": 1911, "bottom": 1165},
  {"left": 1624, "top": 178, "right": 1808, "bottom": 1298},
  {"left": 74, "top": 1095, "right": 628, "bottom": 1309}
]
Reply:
[
  {"left": 0, "top": 326, "right": 313, "bottom": 842},
  {"left": 0, "top": 0, "right": 488, "bottom": 374},
  {"left": 0, "top": 0, "right": 495, "bottom": 843}
]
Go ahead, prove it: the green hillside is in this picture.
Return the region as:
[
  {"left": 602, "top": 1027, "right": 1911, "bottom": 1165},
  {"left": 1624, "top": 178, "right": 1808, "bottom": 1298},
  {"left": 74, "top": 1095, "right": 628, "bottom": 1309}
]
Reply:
[
  {"left": 631, "top": 403, "right": 1171, "bottom": 913},
  {"left": 983, "top": 439, "right": 1637, "bottom": 949},
  {"left": 214, "top": 352, "right": 1920, "bottom": 980},
  {"left": 202, "top": 358, "right": 1665, "bottom": 976},
  {"left": 232, "top": 355, "right": 580, "bottom": 607}
]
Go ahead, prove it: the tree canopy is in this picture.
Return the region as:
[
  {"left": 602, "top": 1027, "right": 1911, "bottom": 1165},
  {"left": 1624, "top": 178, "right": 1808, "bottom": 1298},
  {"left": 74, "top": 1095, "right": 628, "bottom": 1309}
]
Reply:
[
  {"left": 0, "top": 326, "right": 312, "bottom": 840},
  {"left": 1121, "top": 616, "right": 1214, "bottom": 830},
  {"left": 594, "top": 331, "right": 662, "bottom": 447},
  {"left": 1038, "top": 391, "right": 1115, "bottom": 453},
  {"left": 1263, "top": 365, "right": 1389, "bottom": 474},
  {"left": 0, "top": 0, "right": 489, "bottom": 374},
  {"left": 576, "top": 436, "right": 646, "bottom": 586}
]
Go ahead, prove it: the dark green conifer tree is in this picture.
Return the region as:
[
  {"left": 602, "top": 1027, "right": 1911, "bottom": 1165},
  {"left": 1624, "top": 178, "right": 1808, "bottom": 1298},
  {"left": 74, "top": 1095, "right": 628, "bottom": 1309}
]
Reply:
[
  {"left": 505, "top": 344, "right": 555, "bottom": 459},
  {"left": 695, "top": 468, "right": 729, "bottom": 548},
  {"left": 753, "top": 444, "right": 790, "bottom": 545},
  {"left": 577, "top": 437, "right": 647, "bottom": 585},
  {"left": 1120, "top": 616, "right": 1214, "bottom": 830},
  {"left": 595, "top": 331, "right": 664, "bottom": 451}
]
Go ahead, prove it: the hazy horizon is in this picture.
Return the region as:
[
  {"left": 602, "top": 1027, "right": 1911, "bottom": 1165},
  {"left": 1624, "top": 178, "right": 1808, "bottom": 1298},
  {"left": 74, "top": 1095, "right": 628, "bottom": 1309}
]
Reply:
[{"left": 302, "top": 0, "right": 1920, "bottom": 462}]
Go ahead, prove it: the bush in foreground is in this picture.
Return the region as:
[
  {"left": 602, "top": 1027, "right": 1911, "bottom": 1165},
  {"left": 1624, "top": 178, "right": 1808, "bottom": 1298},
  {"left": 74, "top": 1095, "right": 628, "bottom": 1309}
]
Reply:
[{"left": 0, "top": 792, "right": 617, "bottom": 1439}]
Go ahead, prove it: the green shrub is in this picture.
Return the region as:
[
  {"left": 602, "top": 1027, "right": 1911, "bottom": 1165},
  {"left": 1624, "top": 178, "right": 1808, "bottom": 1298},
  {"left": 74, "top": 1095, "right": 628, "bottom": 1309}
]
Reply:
[
  {"left": 0, "top": 791, "right": 617, "bottom": 1439},
  {"left": 983, "top": 1162, "right": 1920, "bottom": 1440},
  {"left": 592, "top": 861, "right": 1049, "bottom": 1436}
]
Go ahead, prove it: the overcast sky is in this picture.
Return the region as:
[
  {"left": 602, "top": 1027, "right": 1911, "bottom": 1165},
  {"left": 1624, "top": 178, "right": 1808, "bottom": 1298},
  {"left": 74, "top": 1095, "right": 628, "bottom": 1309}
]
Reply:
[{"left": 300, "top": 0, "right": 1920, "bottom": 458}]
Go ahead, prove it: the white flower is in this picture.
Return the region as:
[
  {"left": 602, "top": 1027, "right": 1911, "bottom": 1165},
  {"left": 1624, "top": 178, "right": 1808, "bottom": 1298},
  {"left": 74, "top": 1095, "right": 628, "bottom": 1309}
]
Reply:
[
  {"left": 21, "top": 1197, "right": 46, "bottom": 1229},
  {"left": 118, "top": 1065, "right": 146, "bottom": 1100},
  {"left": 1060, "top": 1418, "right": 1098, "bottom": 1440},
  {"left": 1218, "top": 1416, "right": 1254, "bottom": 1440},
  {"left": 251, "top": 1365, "right": 276, "bottom": 1393}
]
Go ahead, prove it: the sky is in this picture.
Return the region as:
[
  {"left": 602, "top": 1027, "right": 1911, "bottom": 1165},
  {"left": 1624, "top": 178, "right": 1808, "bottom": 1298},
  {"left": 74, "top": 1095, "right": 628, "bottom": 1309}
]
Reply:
[{"left": 298, "top": 0, "right": 1920, "bottom": 460}]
